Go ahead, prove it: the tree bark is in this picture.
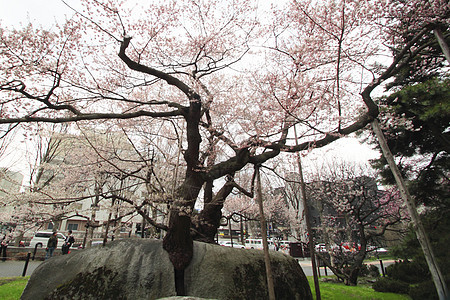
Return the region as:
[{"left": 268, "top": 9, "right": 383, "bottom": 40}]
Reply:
[
  {"left": 434, "top": 28, "right": 450, "bottom": 63},
  {"left": 371, "top": 119, "right": 449, "bottom": 300},
  {"left": 255, "top": 166, "right": 276, "bottom": 300},
  {"left": 162, "top": 172, "right": 203, "bottom": 295},
  {"left": 294, "top": 126, "right": 321, "bottom": 300},
  {"left": 193, "top": 180, "right": 235, "bottom": 243}
]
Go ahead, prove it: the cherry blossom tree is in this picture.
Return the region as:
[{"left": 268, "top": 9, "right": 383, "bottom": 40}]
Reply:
[
  {"left": 222, "top": 170, "right": 290, "bottom": 241},
  {"left": 0, "top": 0, "right": 448, "bottom": 296},
  {"left": 309, "top": 176, "right": 407, "bottom": 285},
  {"left": 280, "top": 160, "right": 408, "bottom": 285}
]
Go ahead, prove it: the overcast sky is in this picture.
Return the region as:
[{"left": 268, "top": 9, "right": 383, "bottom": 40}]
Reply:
[
  {"left": 0, "top": 0, "right": 380, "bottom": 177},
  {"left": 0, "top": 0, "right": 75, "bottom": 28}
]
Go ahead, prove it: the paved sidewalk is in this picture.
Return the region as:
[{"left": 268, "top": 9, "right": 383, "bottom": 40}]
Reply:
[
  {"left": 296, "top": 258, "right": 395, "bottom": 276},
  {"left": 0, "top": 260, "right": 43, "bottom": 277},
  {"left": 0, "top": 257, "right": 395, "bottom": 278}
]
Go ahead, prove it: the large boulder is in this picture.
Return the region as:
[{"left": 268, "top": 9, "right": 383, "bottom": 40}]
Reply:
[{"left": 21, "top": 239, "right": 312, "bottom": 300}]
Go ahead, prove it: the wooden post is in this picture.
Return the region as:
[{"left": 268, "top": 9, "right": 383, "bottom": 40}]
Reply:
[
  {"left": 256, "top": 166, "right": 276, "bottom": 300},
  {"left": 294, "top": 126, "right": 321, "bottom": 300},
  {"left": 372, "top": 119, "right": 448, "bottom": 300},
  {"left": 434, "top": 28, "right": 450, "bottom": 63}
]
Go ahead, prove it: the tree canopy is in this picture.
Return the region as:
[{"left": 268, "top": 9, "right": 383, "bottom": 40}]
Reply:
[{"left": 0, "top": 0, "right": 448, "bottom": 295}]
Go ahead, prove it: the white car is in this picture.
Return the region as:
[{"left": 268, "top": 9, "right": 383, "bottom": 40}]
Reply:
[
  {"left": 29, "top": 231, "right": 67, "bottom": 249},
  {"left": 244, "top": 238, "right": 276, "bottom": 250},
  {"left": 374, "top": 247, "right": 388, "bottom": 253},
  {"left": 315, "top": 243, "right": 327, "bottom": 252},
  {"left": 220, "top": 241, "right": 245, "bottom": 248}
]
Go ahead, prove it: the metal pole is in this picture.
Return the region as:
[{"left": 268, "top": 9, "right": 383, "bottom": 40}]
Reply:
[
  {"left": 229, "top": 218, "right": 233, "bottom": 247},
  {"left": 32, "top": 244, "right": 39, "bottom": 261},
  {"left": 379, "top": 260, "right": 385, "bottom": 277},
  {"left": 22, "top": 253, "right": 31, "bottom": 276}
]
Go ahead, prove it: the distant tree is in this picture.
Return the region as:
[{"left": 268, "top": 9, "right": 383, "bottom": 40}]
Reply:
[
  {"left": 284, "top": 161, "right": 408, "bottom": 285},
  {"left": 222, "top": 172, "right": 290, "bottom": 241}
]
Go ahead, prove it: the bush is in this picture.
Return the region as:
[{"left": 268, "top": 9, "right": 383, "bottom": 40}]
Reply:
[
  {"left": 385, "top": 260, "right": 429, "bottom": 284},
  {"left": 372, "top": 277, "right": 409, "bottom": 294},
  {"left": 409, "top": 280, "right": 438, "bottom": 300},
  {"left": 368, "top": 265, "right": 380, "bottom": 277},
  {"left": 359, "top": 264, "right": 380, "bottom": 278},
  {"left": 359, "top": 264, "right": 370, "bottom": 277}
]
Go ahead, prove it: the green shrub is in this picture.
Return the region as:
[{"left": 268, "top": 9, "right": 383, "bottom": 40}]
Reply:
[
  {"left": 359, "top": 264, "right": 380, "bottom": 278},
  {"left": 386, "top": 260, "right": 429, "bottom": 284},
  {"left": 372, "top": 277, "right": 409, "bottom": 294},
  {"left": 368, "top": 265, "right": 380, "bottom": 277},
  {"left": 359, "top": 264, "right": 370, "bottom": 277},
  {"left": 409, "top": 280, "right": 438, "bottom": 300}
]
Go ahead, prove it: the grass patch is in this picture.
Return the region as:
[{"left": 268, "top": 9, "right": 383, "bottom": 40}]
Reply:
[
  {"left": 308, "top": 276, "right": 411, "bottom": 300},
  {"left": 0, "top": 277, "right": 28, "bottom": 300},
  {"left": 3, "top": 275, "right": 411, "bottom": 299},
  {"left": 365, "top": 255, "right": 395, "bottom": 262}
]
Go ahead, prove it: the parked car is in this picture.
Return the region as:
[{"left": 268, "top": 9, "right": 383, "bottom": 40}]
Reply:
[
  {"left": 220, "top": 241, "right": 245, "bottom": 248},
  {"left": 244, "top": 238, "right": 276, "bottom": 250},
  {"left": 91, "top": 241, "right": 104, "bottom": 247},
  {"left": 341, "top": 242, "right": 361, "bottom": 252},
  {"left": 277, "top": 240, "right": 291, "bottom": 251},
  {"left": 374, "top": 247, "right": 388, "bottom": 254},
  {"left": 29, "top": 231, "right": 66, "bottom": 249},
  {"left": 314, "top": 243, "right": 327, "bottom": 252}
]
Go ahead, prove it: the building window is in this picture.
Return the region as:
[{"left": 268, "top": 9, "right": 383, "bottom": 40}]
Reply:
[
  {"left": 47, "top": 223, "right": 54, "bottom": 230},
  {"left": 67, "top": 223, "right": 79, "bottom": 231}
]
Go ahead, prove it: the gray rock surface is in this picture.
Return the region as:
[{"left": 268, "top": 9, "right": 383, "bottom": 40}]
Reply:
[{"left": 21, "top": 239, "right": 312, "bottom": 300}]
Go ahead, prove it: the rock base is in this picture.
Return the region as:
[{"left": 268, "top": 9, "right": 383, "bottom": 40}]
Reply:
[{"left": 21, "top": 239, "right": 312, "bottom": 300}]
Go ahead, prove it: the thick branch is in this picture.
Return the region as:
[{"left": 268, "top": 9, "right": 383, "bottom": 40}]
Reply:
[
  {"left": 0, "top": 110, "right": 184, "bottom": 124},
  {"left": 118, "top": 36, "right": 200, "bottom": 101}
]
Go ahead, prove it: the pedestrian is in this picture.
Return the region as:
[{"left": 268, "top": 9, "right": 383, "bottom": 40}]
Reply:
[
  {"left": 0, "top": 235, "right": 8, "bottom": 262},
  {"left": 62, "top": 230, "right": 75, "bottom": 255},
  {"left": 45, "top": 231, "right": 58, "bottom": 260}
]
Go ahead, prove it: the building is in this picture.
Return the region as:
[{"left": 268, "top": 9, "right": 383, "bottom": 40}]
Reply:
[
  {"left": 19, "top": 130, "right": 169, "bottom": 246},
  {"left": 0, "top": 168, "right": 24, "bottom": 236}
]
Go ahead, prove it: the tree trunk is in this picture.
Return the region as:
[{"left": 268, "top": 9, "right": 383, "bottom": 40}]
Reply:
[
  {"left": 163, "top": 211, "right": 192, "bottom": 296},
  {"left": 86, "top": 197, "right": 100, "bottom": 248},
  {"left": 294, "top": 126, "right": 321, "bottom": 300},
  {"left": 103, "top": 196, "right": 115, "bottom": 244},
  {"left": 194, "top": 180, "right": 235, "bottom": 242},
  {"left": 347, "top": 267, "right": 360, "bottom": 286},
  {"left": 162, "top": 173, "right": 203, "bottom": 296},
  {"left": 255, "top": 167, "right": 275, "bottom": 300},
  {"left": 434, "top": 28, "right": 450, "bottom": 63},
  {"left": 371, "top": 119, "right": 449, "bottom": 300}
]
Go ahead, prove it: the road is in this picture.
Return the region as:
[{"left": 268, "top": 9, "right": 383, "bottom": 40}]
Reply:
[
  {"left": 0, "top": 257, "right": 395, "bottom": 278},
  {"left": 298, "top": 258, "right": 395, "bottom": 276},
  {"left": 0, "top": 259, "right": 43, "bottom": 277}
]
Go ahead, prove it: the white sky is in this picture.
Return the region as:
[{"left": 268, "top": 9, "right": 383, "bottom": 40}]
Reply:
[
  {"left": 0, "top": 0, "right": 381, "bottom": 178},
  {"left": 0, "top": 0, "right": 73, "bottom": 28}
]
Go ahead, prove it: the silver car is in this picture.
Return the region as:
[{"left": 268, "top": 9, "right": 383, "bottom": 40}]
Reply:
[{"left": 29, "top": 231, "right": 66, "bottom": 249}]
